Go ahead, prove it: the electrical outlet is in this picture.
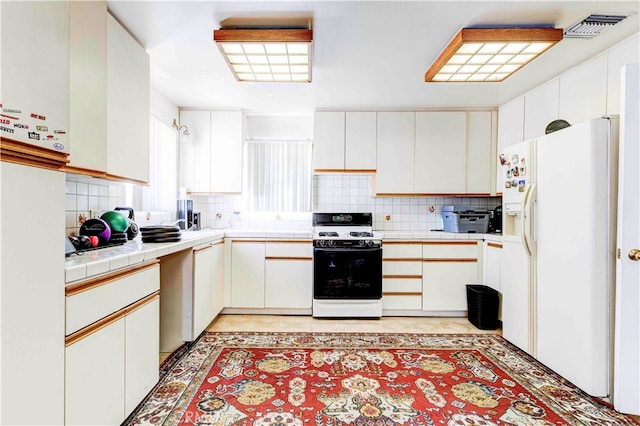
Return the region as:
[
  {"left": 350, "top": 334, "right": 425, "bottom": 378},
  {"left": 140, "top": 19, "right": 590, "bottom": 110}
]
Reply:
[{"left": 89, "top": 210, "right": 99, "bottom": 219}]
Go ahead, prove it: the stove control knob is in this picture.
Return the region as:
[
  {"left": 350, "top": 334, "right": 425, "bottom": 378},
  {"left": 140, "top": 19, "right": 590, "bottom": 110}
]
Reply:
[
  {"left": 358, "top": 240, "right": 366, "bottom": 247},
  {"left": 317, "top": 240, "right": 325, "bottom": 247},
  {"left": 327, "top": 240, "right": 336, "bottom": 247}
]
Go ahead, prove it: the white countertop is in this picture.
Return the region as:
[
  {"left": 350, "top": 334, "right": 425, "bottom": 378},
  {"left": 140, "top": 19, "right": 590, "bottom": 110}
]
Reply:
[
  {"left": 65, "top": 229, "right": 502, "bottom": 284},
  {"left": 65, "top": 230, "right": 225, "bottom": 284}
]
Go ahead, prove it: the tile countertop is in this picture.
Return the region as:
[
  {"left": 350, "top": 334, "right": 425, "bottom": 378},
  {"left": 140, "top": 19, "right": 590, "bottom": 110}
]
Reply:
[
  {"left": 65, "top": 230, "right": 225, "bottom": 284},
  {"left": 65, "top": 229, "right": 502, "bottom": 284}
]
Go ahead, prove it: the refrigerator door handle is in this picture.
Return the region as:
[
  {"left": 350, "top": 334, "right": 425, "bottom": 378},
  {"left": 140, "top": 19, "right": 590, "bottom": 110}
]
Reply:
[{"left": 521, "top": 183, "right": 537, "bottom": 257}]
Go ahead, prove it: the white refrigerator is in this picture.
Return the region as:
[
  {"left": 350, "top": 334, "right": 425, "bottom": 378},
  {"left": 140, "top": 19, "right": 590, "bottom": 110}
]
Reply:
[{"left": 500, "top": 117, "right": 618, "bottom": 397}]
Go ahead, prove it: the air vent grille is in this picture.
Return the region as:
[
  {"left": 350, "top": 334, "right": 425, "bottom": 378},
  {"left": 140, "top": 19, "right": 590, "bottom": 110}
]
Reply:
[{"left": 564, "top": 14, "right": 629, "bottom": 38}]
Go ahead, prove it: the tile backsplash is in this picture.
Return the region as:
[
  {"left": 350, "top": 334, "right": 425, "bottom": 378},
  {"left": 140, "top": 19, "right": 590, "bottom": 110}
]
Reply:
[
  {"left": 66, "top": 173, "right": 500, "bottom": 235},
  {"left": 191, "top": 174, "right": 501, "bottom": 232}
]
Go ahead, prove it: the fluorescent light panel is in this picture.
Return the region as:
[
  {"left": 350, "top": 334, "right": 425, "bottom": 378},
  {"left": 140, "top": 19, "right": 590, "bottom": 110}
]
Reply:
[
  {"left": 214, "top": 29, "right": 312, "bottom": 82},
  {"left": 425, "top": 28, "right": 563, "bottom": 82}
]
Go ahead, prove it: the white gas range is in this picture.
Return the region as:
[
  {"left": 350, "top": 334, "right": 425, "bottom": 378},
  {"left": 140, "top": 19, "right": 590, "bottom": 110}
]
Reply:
[{"left": 311, "top": 213, "right": 383, "bottom": 318}]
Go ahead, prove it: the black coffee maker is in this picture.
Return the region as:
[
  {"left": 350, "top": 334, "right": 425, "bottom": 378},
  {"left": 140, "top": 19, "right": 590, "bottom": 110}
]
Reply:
[{"left": 489, "top": 206, "right": 502, "bottom": 233}]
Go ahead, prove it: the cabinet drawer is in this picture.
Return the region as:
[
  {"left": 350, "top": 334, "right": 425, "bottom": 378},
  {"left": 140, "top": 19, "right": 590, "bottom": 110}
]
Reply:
[
  {"left": 383, "top": 277, "right": 422, "bottom": 293},
  {"left": 422, "top": 242, "right": 478, "bottom": 259},
  {"left": 383, "top": 260, "right": 422, "bottom": 276},
  {"left": 382, "top": 242, "right": 422, "bottom": 258},
  {"left": 265, "top": 241, "right": 313, "bottom": 257},
  {"left": 383, "top": 295, "right": 422, "bottom": 310},
  {"left": 66, "top": 262, "right": 160, "bottom": 335}
]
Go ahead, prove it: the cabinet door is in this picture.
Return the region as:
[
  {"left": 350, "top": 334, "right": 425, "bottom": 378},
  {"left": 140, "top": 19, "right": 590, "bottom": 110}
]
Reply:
[
  {"left": 106, "top": 14, "right": 150, "bottom": 183},
  {"left": 180, "top": 110, "right": 212, "bottom": 193},
  {"left": 125, "top": 297, "right": 159, "bottom": 417},
  {"left": 483, "top": 242, "right": 502, "bottom": 293},
  {"left": 69, "top": 1, "right": 107, "bottom": 172},
  {"left": 466, "top": 111, "right": 493, "bottom": 194},
  {"left": 211, "top": 111, "right": 243, "bottom": 193},
  {"left": 231, "top": 241, "right": 265, "bottom": 308},
  {"left": 211, "top": 241, "right": 225, "bottom": 316},
  {"left": 559, "top": 55, "right": 607, "bottom": 125},
  {"left": 265, "top": 259, "right": 313, "bottom": 308},
  {"left": 376, "top": 112, "right": 415, "bottom": 194},
  {"left": 193, "top": 244, "right": 215, "bottom": 337},
  {"left": 1, "top": 1, "right": 70, "bottom": 152},
  {"left": 497, "top": 97, "right": 524, "bottom": 149},
  {"left": 345, "top": 112, "right": 376, "bottom": 170},
  {"left": 524, "top": 79, "right": 559, "bottom": 141},
  {"left": 66, "top": 317, "right": 125, "bottom": 426},
  {"left": 415, "top": 112, "right": 466, "bottom": 193},
  {"left": 422, "top": 261, "right": 478, "bottom": 311},
  {"left": 313, "top": 111, "right": 345, "bottom": 170}
]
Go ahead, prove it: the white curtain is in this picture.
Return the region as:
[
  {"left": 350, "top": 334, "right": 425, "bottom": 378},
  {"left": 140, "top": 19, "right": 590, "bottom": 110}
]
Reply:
[
  {"left": 246, "top": 140, "right": 312, "bottom": 212},
  {"left": 144, "top": 115, "right": 178, "bottom": 212}
]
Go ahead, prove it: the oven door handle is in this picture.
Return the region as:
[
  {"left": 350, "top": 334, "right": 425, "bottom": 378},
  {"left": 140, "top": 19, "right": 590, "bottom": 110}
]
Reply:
[{"left": 314, "top": 247, "right": 381, "bottom": 253}]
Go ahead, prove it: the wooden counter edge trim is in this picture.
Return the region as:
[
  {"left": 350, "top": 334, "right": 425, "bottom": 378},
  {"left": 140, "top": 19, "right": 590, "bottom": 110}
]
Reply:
[
  {"left": 1, "top": 138, "right": 69, "bottom": 169},
  {"left": 65, "top": 308, "right": 126, "bottom": 347},
  {"left": 65, "top": 291, "right": 159, "bottom": 347},
  {"left": 314, "top": 169, "right": 376, "bottom": 174},
  {"left": 487, "top": 242, "right": 503, "bottom": 249},
  {"left": 63, "top": 165, "right": 149, "bottom": 185},
  {"left": 423, "top": 258, "right": 477, "bottom": 262},
  {"left": 125, "top": 291, "right": 160, "bottom": 316},
  {"left": 65, "top": 260, "right": 160, "bottom": 297},
  {"left": 193, "top": 244, "right": 214, "bottom": 254},
  {"left": 376, "top": 193, "right": 491, "bottom": 197},
  {"left": 265, "top": 256, "right": 313, "bottom": 261},
  {"left": 383, "top": 274, "right": 422, "bottom": 279},
  {"left": 382, "top": 241, "right": 424, "bottom": 245},
  {"left": 231, "top": 239, "right": 312, "bottom": 244},
  {"left": 383, "top": 258, "right": 423, "bottom": 262},
  {"left": 383, "top": 292, "right": 422, "bottom": 296}
]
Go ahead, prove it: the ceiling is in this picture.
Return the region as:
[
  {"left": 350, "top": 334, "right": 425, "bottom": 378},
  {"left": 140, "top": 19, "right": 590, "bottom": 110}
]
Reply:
[{"left": 107, "top": 1, "right": 640, "bottom": 115}]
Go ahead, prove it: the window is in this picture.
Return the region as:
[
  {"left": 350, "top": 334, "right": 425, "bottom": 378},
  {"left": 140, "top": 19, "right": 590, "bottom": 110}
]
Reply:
[
  {"left": 143, "top": 115, "right": 177, "bottom": 212},
  {"left": 245, "top": 140, "right": 312, "bottom": 212}
]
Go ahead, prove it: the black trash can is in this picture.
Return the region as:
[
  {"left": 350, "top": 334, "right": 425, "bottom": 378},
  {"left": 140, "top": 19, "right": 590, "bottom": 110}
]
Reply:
[{"left": 466, "top": 284, "right": 499, "bottom": 330}]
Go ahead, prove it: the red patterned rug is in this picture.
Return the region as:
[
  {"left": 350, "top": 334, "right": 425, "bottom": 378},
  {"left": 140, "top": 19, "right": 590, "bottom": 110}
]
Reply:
[{"left": 125, "top": 332, "right": 638, "bottom": 425}]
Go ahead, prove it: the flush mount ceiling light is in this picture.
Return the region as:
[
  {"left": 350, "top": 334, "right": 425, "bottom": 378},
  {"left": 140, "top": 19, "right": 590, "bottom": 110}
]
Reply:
[
  {"left": 213, "top": 28, "right": 312, "bottom": 82},
  {"left": 425, "top": 28, "right": 563, "bottom": 83}
]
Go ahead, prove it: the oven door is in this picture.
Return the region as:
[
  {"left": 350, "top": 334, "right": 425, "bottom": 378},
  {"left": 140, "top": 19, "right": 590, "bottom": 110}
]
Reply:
[{"left": 313, "top": 247, "right": 382, "bottom": 299}]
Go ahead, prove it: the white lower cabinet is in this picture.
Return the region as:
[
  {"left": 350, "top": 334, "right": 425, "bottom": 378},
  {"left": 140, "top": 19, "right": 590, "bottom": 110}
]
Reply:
[
  {"left": 231, "top": 241, "right": 266, "bottom": 308},
  {"left": 66, "top": 317, "right": 125, "bottom": 425},
  {"left": 382, "top": 242, "right": 423, "bottom": 311},
  {"left": 65, "top": 262, "right": 160, "bottom": 425},
  {"left": 211, "top": 242, "right": 225, "bottom": 319},
  {"left": 124, "top": 297, "right": 160, "bottom": 417},
  {"left": 193, "top": 243, "right": 215, "bottom": 336},
  {"left": 265, "top": 241, "right": 313, "bottom": 309},
  {"left": 483, "top": 241, "right": 502, "bottom": 320},
  {"left": 422, "top": 242, "right": 480, "bottom": 313}
]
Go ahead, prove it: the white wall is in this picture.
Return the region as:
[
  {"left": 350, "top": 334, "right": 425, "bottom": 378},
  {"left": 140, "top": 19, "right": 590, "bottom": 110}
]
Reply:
[{"left": 150, "top": 87, "right": 179, "bottom": 128}]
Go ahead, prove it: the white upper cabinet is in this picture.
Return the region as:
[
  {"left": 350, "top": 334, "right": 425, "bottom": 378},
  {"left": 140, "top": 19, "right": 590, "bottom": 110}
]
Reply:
[
  {"left": 523, "top": 79, "right": 559, "bottom": 141},
  {"left": 313, "top": 111, "right": 377, "bottom": 171},
  {"left": 466, "top": 111, "right": 494, "bottom": 195},
  {"left": 606, "top": 34, "right": 640, "bottom": 116},
  {"left": 211, "top": 110, "right": 243, "bottom": 193},
  {"left": 376, "top": 112, "right": 415, "bottom": 194},
  {"left": 558, "top": 54, "right": 607, "bottom": 126},
  {"left": 313, "top": 111, "right": 345, "bottom": 170},
  {"left": 498, "top": 97, "right": 525, "bottom": 150},
  {"left": 107, "top": 14, "right": 150, "bottom": 183},
  {"left": 414, "top": 111, "right": 466, "bottom": 194},
  {"left": 179, "top": 110, "right": 243, "bottom": 193},
  {"left": 345, "top": 112, "right": 377, "bottom": 170},
  {"left": 69, "top": 1, "right": 107, "bottom": 172},
  {"left": 180, "top": 110, "right": 212, "bottom": 193},
  {"left": 0, "top": 1, "right": 70, "bottom": 154}
]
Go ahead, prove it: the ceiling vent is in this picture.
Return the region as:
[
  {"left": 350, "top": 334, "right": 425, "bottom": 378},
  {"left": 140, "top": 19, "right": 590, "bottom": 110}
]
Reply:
[{"left": 564, "top": 14, "right": 629, "bottom": 38}]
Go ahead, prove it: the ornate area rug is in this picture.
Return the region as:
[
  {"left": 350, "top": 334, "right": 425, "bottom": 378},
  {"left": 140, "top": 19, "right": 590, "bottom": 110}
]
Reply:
[{"left": 125, "top": 332, "right": 638, "bottom": 425}]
